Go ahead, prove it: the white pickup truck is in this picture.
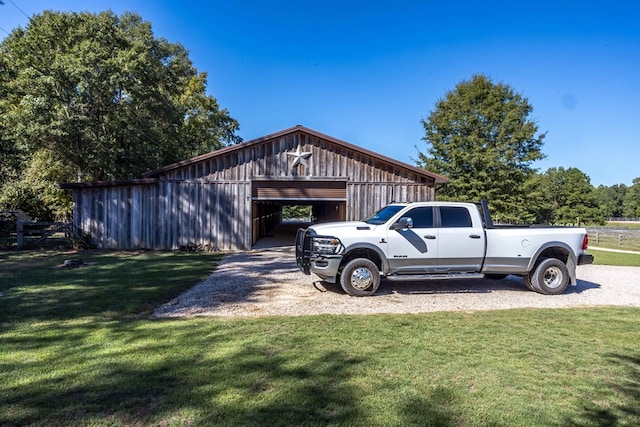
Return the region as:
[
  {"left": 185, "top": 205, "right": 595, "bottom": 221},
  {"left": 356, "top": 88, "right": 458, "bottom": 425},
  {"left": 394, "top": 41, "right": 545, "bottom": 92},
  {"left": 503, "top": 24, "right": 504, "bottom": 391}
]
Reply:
[{"left": 295, "top": 201, "right": 593, "bottom": 296}]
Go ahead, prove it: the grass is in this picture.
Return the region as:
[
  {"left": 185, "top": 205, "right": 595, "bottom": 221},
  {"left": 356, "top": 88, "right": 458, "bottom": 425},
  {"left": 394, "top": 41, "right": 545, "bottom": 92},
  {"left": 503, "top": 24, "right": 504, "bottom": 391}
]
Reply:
[
  {"left": 0, "top": 249, "right": 221, "bottom": 320},
  {"left": 590, "top": 248, "right": 640, "bottom": 267},
  {"left": 1, "top": 249, "right": 639, "bottom": 426}
]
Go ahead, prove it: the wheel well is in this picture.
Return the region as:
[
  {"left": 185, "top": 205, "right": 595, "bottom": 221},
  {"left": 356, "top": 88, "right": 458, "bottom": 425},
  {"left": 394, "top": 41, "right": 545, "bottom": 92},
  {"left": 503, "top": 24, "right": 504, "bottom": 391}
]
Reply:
[
  {"left": 530, "top": 245, "right": 578, "bottom": 286},
  {"left": 537, "top": 247, "right": 570, "bottom": 265},
  {"left": 338, "top": 248, "right": 382, "bottom": 275}
]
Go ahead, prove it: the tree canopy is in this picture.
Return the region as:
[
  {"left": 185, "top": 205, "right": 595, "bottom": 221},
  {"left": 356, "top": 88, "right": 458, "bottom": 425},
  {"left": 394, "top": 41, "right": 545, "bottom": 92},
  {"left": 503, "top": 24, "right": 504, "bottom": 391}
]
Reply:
[
  {"left": 417, "top": 74, "right": 546, "bottom": 222},
  {"left": 0, "top": 10, "right": 240, "bottom": 219},
  {"left": 622, "top": 177, "right": 640, "bottom": 218},
  {"left": 537, "top": 167, "right": 604, "bottom": 225},
  {"left": 595, "top": 184, "right": 627, "bottom": 218}
]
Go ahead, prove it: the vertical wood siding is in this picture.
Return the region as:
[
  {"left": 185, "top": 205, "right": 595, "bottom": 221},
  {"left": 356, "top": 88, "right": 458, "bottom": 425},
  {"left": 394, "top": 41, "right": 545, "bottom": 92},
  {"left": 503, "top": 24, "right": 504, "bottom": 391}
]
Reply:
[
  {"left": 74, "top": 181, "right": 251, "bottom": 250},
  {"left": 346, "top": 182, "right": 434, "bottom": 221}
]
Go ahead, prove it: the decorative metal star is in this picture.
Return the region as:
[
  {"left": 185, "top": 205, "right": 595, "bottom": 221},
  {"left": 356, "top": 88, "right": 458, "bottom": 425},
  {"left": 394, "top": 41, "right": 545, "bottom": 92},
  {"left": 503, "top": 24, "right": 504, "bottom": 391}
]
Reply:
[{"left": 287, "top": 144, "right": 313, "bottom": 168}]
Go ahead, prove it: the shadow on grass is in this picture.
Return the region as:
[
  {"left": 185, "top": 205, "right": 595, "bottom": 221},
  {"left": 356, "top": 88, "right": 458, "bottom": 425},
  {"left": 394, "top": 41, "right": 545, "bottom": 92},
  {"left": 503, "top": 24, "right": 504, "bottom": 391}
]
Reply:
[
  {"left": 566, "top": 353, "right": 640, "bottom": 426},
  {"left": 1, "top": 319, "right": 367, "bottom": 426},
  {"left": 0, "top": 243, "right": 371, "bottom": 425},
  {"left": 0, "top": 250, "right": 218, "bottom": 323},
  {"left": 399, "top": 386, "right": 462, "bottom": 426}
]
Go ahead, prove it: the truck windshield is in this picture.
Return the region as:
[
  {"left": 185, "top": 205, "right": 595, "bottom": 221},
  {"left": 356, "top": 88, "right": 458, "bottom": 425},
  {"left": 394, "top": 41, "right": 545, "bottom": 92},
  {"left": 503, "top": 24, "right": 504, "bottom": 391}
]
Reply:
[{"left": 363, "top": 205, "right": 404, "bottom": 225}]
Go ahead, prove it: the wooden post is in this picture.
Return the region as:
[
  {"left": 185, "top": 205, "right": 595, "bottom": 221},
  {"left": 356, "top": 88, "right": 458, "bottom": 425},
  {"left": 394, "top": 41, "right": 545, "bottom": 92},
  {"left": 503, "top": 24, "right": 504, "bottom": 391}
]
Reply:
[{"left": 17, "top": 220, "right": 24, "bottom": 250}]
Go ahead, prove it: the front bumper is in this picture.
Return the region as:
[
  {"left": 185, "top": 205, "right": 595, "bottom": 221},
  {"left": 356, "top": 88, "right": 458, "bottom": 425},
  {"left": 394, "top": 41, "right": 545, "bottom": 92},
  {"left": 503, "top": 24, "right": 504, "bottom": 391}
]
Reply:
[
  {"left": 295, "top": 228, "right": 342, "bottom": 283},
  {"left": 307, "top": 256, "right": 342, "bottom": 283}
]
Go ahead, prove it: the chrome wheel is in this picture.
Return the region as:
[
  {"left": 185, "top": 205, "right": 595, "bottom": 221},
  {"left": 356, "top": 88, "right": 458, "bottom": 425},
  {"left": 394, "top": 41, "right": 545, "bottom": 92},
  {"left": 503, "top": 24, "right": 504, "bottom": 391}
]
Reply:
[
  {"left": 543, "top": 265, "right": 564, "bottom": 289},
  {"left": 350, "top": 267, "right": 373, "bottom": 290},
  {"left": 528, "top": 258, "right": 570, "bottom": 295},
  {"left": 340, "top": 258, "right": 380, "bottom": 296}
]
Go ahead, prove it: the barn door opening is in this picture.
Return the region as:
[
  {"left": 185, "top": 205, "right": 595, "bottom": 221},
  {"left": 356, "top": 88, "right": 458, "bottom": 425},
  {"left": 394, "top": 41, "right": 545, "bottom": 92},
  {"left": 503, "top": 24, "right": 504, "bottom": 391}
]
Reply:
[
  {"left": 251, "top": 179, "right": 347, "bottom": 249},
  {"left": 252, "top": 200, "right": 346, "bottom": 249}
]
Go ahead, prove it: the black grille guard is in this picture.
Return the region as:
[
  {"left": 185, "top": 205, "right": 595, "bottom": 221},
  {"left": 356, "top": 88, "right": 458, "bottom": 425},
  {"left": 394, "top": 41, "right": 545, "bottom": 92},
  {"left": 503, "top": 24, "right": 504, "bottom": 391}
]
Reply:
[{"left": 295, "top": 228, "right": 312, "bottom": 275}]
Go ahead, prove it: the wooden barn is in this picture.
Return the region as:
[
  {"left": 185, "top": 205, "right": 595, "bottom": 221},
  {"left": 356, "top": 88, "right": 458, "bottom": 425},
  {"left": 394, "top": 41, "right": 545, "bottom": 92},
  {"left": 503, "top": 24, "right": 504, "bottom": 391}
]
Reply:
[{"left": 60, "top": 126, "right": 448, "bottom": 250}]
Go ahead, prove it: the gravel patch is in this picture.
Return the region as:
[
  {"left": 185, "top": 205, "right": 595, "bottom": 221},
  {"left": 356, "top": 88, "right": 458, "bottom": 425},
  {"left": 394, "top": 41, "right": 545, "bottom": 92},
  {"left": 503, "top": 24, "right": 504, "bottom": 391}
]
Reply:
[{"left": 153, "top": 247, "right": 640, "bottom": 318}]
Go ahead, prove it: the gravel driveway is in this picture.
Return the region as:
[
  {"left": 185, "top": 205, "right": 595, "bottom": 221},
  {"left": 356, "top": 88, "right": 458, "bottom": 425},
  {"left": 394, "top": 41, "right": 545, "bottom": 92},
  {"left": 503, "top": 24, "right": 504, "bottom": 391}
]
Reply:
[{"left": 154, "top": 247, "right": 640, "bottom": 318}]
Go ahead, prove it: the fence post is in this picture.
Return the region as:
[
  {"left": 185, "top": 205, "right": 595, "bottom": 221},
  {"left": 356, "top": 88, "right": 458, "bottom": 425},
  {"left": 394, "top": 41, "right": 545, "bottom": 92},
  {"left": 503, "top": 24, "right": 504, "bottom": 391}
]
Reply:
[
  {"left": 618, "top": 234, "right": 623, "bottom": 247},
  {"left": 17, "top": 220, "right": 24, "bottom": 250},
  {"left": 595, "top": 232, "right": 600, "bottom": 245}
]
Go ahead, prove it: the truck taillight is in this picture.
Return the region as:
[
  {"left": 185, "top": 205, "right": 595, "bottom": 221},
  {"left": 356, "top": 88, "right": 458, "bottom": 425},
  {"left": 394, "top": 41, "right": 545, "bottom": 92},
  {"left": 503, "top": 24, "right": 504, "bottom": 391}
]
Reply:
[{"left": 582, "top": 234, "right": 589, "bottom": 250}]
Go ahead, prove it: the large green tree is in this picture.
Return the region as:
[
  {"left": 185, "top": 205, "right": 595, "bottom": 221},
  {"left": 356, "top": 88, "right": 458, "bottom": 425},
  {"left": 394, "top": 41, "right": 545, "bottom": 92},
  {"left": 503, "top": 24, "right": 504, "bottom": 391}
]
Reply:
[
  {"left": 595, "top": 183, "right": 627, "bottom": 218},
  {"left": 622, "top": 177, "right": 640, "bottom": 218},
  {"left": 0, "top": 10, "right": 240, "bottom": 219},
  {"left": 537, "top": 167, "right": 604, "bottom": 225},
  {"left": 417, "top": 74, "right": 545, "bottom": 222}
]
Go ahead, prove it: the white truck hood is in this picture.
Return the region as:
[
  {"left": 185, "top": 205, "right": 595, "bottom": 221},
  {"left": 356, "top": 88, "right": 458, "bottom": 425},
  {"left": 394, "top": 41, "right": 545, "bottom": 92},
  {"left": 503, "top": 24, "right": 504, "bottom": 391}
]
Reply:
[{"left": 309, "top": 221, "right": 377, "bottom": 235}]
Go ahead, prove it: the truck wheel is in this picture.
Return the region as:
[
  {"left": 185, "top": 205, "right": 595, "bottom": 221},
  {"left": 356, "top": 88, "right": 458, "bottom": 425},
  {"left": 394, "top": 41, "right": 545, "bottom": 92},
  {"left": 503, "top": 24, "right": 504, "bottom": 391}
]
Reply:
[
  {"left": 522, "top": 275, "right": 536, "bottom": 291},
  {"left": 528, "top": 258, "right": 570, "bottom": 295},
  {"left": 340, "top": 258, "right": 380, "bottom": 297}
]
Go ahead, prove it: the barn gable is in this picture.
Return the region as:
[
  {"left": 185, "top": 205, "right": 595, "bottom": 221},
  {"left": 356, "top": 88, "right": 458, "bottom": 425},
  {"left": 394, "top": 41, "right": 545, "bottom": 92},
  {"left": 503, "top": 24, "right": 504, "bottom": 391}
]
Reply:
[{"left": 61, "top": 126, "right": 448, "bottom": 250}]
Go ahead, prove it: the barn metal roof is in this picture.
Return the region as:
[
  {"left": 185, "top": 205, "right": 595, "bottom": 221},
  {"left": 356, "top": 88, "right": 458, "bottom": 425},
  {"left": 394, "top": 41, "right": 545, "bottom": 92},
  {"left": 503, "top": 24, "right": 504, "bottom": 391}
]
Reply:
[
  {"left": 59, "top": 125, "right": 448, "bottom": 189},
  {"left": 141, "top": 125, "right": 448, "bottom": 183}
]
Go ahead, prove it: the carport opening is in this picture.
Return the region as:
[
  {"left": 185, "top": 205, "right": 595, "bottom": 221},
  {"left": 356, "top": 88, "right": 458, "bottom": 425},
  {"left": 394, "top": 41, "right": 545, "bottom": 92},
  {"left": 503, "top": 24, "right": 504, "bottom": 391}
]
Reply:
[
  {"left": 252, "top": 201, "right": 346, "bottom": 249},
  {"left": 282, "top": 205, "right": 313, "bottom": 223}
]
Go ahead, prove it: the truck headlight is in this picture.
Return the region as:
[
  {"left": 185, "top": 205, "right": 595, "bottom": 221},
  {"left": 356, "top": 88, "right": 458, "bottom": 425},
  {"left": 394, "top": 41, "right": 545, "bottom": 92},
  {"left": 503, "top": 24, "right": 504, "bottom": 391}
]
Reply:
[{"left": 312, "top": 237, "right": 342, "bottom": 255}]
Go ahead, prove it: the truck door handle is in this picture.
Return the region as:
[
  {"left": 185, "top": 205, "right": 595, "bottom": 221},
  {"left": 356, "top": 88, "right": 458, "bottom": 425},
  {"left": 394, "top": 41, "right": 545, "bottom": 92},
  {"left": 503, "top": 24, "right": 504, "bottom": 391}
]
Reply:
[
  {"left": 469, "top": 234, "right": 482, "bottom": 239},
  {"left": 424, "top": 235, "right": 436, "bottom": 239}
]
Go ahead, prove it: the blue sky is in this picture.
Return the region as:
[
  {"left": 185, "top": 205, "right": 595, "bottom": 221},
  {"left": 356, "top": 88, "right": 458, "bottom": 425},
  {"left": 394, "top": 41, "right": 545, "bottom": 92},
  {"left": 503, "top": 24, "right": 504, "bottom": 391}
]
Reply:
[{"left": 2, "top": 1, "right": 639, "bottom": 187}]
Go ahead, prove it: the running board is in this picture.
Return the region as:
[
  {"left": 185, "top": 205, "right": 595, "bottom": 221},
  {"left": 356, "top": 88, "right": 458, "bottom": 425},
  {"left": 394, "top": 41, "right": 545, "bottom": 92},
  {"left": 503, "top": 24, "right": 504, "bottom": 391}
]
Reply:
[{"left": 386, "top": 273, "right": 485, "bottom": 281}]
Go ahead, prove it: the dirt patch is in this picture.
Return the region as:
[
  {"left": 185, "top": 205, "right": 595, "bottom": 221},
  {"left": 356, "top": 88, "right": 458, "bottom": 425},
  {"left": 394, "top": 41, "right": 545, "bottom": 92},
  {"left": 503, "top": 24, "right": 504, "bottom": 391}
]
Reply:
[{"left": 153, "top": 247, "right": 640, "bottom": 318}]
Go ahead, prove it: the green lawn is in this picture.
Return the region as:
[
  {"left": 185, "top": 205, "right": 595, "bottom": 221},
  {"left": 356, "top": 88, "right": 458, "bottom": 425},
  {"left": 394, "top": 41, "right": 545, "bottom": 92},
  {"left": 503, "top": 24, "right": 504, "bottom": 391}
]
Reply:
[
  {"left": 1, "top": 249, "right": 639, "bottom": 426},
  {"left": 590, "top": 248, "right": 640, "bottom": 267}
]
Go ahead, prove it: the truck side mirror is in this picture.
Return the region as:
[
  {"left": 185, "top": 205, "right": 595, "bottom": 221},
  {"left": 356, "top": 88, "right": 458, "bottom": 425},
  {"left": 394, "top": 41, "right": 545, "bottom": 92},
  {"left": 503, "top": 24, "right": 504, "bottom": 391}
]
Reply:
[{"left": 392, "top": 217, "right": 413, "bottom": 230}]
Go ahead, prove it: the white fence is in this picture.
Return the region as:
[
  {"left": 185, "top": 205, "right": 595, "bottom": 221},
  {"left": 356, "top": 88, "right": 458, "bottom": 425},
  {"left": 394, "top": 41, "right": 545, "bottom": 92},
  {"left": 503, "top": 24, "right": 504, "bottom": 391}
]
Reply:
[
  {"left": 608, "top": 217, "right": 640, "bottom": 223},
  {"left": 587, "top": 227, "right": 640, "bottom": 251}
]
